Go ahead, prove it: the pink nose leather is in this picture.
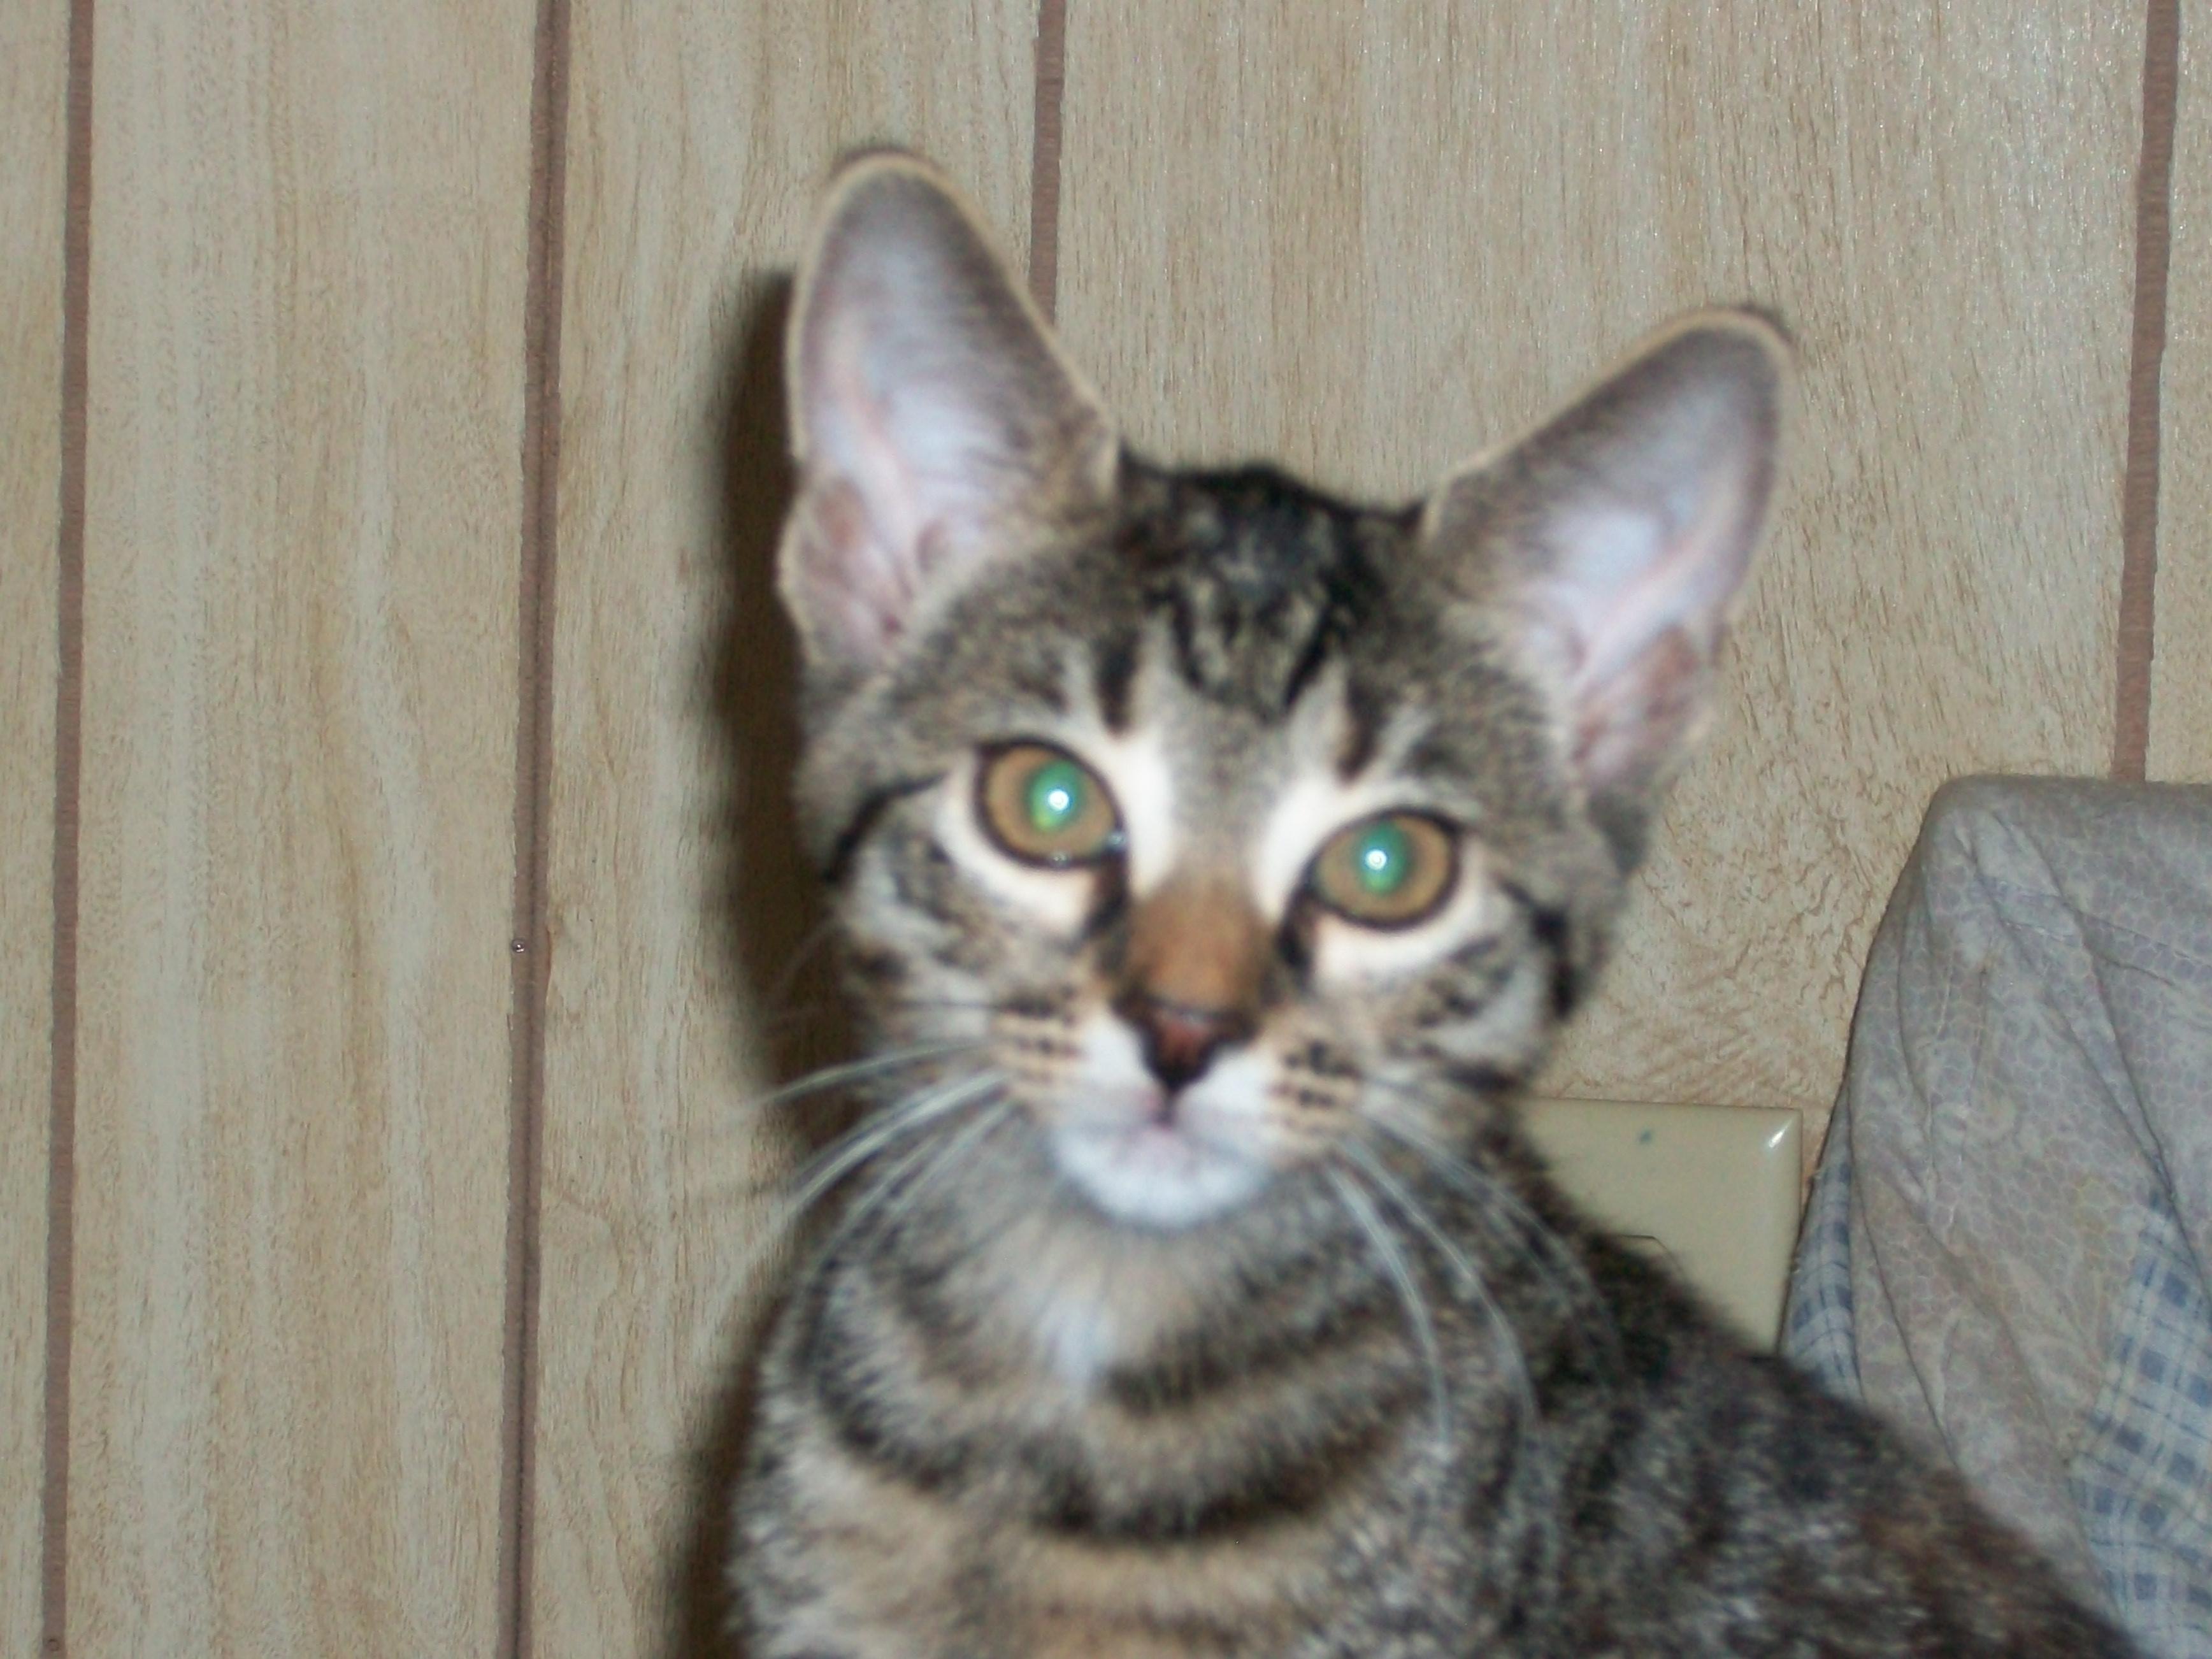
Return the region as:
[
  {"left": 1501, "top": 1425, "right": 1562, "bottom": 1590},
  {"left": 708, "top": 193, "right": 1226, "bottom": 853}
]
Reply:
[{"left": 1124, "top": 995, "right": 1249, "bottom": 1091}]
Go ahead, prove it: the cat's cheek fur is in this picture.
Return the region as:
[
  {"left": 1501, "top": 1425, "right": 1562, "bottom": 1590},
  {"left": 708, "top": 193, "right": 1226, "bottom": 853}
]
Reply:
[
  {"left": 839, "top": 841, "right": 996, "bottom": 1019},
  {"left": 1409, "top": 954, "right": 1551, "bottom": 1075}
]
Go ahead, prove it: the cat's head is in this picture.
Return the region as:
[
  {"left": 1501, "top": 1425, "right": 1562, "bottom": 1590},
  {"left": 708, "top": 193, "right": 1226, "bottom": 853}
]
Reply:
[{"left": 775, "top": 152, "right": 1787, "bottom": 1233}]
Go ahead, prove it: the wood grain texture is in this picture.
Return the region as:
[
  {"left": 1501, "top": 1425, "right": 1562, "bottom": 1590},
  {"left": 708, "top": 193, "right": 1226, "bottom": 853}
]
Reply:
[
  {"left": 2152, "top": 0, "right": 2211, "bottom": 782},
  {"left": 535, "top": 3, "right": 1035, "bottom": 1653},
  {"left": 1, "top": 1, "right": 68, "bottom": 1651},
  {"left": 69, "top": 2, "right": 536, "bottom": 1652},
  {"left": 1058, "top": 1, "right": 2137, "bottom": 1139}
]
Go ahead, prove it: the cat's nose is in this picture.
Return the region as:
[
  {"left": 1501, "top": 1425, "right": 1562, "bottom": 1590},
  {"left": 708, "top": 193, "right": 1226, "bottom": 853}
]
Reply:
[{"left": 1121, "top": 995, "right": 1251, "bottom": 1091}]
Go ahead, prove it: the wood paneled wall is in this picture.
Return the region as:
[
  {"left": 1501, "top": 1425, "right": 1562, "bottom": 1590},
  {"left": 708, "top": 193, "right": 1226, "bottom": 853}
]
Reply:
[
  {"left": 68, "top": 3, "right": 538, "bottom": 1653},
  {"left": 4, "top": 4, "right": 69, "bottom": 1653},
  {"left": 2160, "top": 0, "right": 2211, "bottom": 782},
  {"left": 5, "top": 1, "right": 2201, "bottom": 1653}
]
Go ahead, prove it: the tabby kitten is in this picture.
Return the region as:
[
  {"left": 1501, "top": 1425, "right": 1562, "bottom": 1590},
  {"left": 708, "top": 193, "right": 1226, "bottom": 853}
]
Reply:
[{"left": 731, "top": 152, "right": 2134, "bottom": 1658}]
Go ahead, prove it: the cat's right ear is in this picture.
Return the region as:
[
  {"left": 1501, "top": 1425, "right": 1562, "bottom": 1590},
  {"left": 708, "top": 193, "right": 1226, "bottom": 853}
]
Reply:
[
  {"left": 780, "top": 152, "right": 1117, "bottom": 680},
  {"left": 1420, "top": 311, "right": 1790, "bottom": 863}
]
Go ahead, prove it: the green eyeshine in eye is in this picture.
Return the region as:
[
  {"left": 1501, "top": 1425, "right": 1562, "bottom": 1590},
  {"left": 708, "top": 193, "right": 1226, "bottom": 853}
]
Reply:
[
  {"left": 1351, "top": 820, "right": 1412, "bottom": 895},
  {"left": 979, "top": 743, "right": 1121, "bottom": 866},
  {"left": 1026, "top": 758, "right": 1088, "bottom": 835},
  {"left": 1311, "top": 812, "right": 1456, "bottom": 926}
]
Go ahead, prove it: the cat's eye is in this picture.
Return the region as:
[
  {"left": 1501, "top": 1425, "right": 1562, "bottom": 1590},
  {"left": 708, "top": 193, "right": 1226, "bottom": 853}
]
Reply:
[
  {"left": 1307, "top": 814, "right": 1458, "bottom": 928},
  {"left": 975, "top": 743, "right": 1124, "bottom": 868}
]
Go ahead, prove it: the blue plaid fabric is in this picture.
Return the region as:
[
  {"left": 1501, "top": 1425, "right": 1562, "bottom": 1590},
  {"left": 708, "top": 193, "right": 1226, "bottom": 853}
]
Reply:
[
  {"left": 1788, "top": 1147, "right": 2212, "bottom": 1658},
  {"left": 1778, "top": 779, "right": 2212, "bottom": 1657},
  {"left": 1781, "top": 1100, "right": 1862, "bottom": 1404},
  {"left": 2070, "top": 1186, "right": 2212, "bottom": 1658}
]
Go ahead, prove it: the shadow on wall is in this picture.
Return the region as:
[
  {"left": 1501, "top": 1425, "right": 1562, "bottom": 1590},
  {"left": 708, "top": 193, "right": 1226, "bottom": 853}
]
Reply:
[
  {"left": 705, "top": 269, "right": 854, "bottom": 1093},
  {"left": 664, "top": 269, "right": 856, "bottom": 1657}
]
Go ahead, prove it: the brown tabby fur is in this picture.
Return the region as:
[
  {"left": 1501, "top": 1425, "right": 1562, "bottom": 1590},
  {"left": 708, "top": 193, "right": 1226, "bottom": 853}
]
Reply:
[{"left": 728, "top": 152, "right": 2136, "bottom": 1659}]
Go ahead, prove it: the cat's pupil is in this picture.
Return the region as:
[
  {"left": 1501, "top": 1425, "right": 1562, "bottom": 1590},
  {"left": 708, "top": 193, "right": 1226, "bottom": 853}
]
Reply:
[
  {"left": 1354, "top": 821, "right": 1411, "bottom": 894},
  {"left": 1027, "top": 759, "right": 1087, "bottom": 835}
]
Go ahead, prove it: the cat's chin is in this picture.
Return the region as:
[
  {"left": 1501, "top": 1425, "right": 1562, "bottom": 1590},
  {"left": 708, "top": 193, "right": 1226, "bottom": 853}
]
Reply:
[{"left": 1047, "top": 1119, "right": 1273, "bottom": 1230}]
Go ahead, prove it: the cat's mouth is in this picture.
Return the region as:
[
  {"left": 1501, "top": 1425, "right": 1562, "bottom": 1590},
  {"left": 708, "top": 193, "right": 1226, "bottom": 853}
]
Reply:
[
  {"left": 1031, "top": 1013, "right": 1281, "bottom": 1230},
  {"left": 1049, "top": 1114, "right": 1274, "bottom": 1230}
]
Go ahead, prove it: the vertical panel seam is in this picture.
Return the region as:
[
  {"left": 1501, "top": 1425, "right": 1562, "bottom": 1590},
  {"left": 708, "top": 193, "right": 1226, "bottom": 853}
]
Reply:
[
  {"left": 40, "top": 0, "right": 94, "bottom": 1652},
  {"left": 498, "top": 0, "right": 570, "bottom": 1655},
  {"left": 1029, "top": 0, "right": 1068, "bottom": 319},
  {"left": 2116, "top": 0, "right": 2180, "bottom": 780}
]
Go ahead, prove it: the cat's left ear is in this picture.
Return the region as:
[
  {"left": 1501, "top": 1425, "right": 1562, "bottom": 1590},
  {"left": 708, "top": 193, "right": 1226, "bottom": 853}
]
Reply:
[
  {"left": 780, "top": 152, "right": 1117, "bottom": 681},
  {"left": 1421, "top": 310, "right": 1790, "bottom": 855}
]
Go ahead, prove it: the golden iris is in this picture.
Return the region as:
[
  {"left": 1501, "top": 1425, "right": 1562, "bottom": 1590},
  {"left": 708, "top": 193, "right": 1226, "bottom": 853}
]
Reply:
[
  {"left": 977, "top": 743, "right": 1123, "bottom": 866},
  {"left": 1310, "top": 813, "right": 1457, "bottom": 926}
]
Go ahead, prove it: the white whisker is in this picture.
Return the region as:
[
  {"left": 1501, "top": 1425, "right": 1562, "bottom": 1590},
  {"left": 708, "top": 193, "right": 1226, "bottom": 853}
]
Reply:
[
  {"left": 727, "top": 1040, "right": 990, "bottom": 1119},
  {"left": 1344, "top": 1137, "right": 1537, "bottom": 1428},
  {"left": 855, "top": 1100, "right": 1014, "bottom": 1250},
  {"left": 778, "top": 1070, "right": 1003, "bottom": 1223},
  {"left": 1363, "top": 1105, "right": 1616, "bottom": 1349},
  {"left": 698, "top": 1072, "right": 1007, "bottom": 1348},
  {"left": 1328, "top": 1164, "right": 1451, "bottom": 1454}
]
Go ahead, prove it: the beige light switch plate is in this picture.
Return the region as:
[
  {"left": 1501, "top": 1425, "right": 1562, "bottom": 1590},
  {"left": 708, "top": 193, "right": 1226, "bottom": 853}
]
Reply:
[{"left": 1520, "top": 1098, "right": 1803, "bottom": 1348}]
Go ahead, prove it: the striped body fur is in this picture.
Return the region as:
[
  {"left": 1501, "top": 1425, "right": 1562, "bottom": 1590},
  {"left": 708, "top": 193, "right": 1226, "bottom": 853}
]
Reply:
[{"left": 730, "top": 153, "right": 2136, "bottom": 1658}]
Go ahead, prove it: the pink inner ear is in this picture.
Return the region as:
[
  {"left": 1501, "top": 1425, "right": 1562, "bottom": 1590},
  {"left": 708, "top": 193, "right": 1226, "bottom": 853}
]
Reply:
[
  {"left": 780, "top": 162, "right": 1120, "bottom": 680},
  {"left": 796, "top": 476, "right": 918, "bottom": 665},
  {"left": 817, "top": 317, "right": 930, "bottom": 564},
  {"left": 1573, "top": 625, "right": 1707, "bottom": 791},
  {"left": 792, "top": 282, "right": 1021, "bottom": 673},
  {"left": 1548, "top": 493, "right": 1742, "bottom": 691}
]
